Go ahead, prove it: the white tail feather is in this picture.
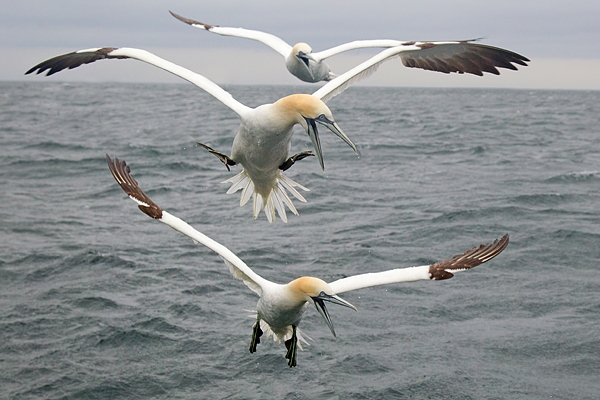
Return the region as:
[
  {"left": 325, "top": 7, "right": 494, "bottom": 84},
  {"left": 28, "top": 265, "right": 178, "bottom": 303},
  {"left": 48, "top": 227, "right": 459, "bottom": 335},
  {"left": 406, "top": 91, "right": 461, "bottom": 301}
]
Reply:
[
  {"left": 253, "top": 193, "right": 263, "bottom": 220},
  {"left": 271, "top": 188, "right": 288, "bottom": 223},
  {"left": 278, "top": 174, "right": 308, "bottom": 202},
  {"left": 225, "top": 172, "right": 251, "bottom": 194},
  {"left": 222, "top": 170, "right": 309, "bottom": 223}
]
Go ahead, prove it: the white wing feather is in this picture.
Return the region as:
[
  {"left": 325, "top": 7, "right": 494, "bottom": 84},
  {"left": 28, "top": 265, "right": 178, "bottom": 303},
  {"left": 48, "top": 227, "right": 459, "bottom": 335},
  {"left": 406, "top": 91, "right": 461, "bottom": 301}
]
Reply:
[
  {"left": 108, "top": 48, "right": 251, "bottom": 116},
  {"left": 329, "top": 234, "right": 509, "bottom": 293},
  {"left": 328, "top": 265, "right": 431, "bottom": 294},
  {"left": 159, "top": 212, "right": 266, "bottom": 295},
  {"left": 169, "top": 11, "right": 292, "bottom": 57},
  {"left": 312, "top": 39, "right": 404, "bottom": 62},
  {"left": 107, "top": 155, "right": 266, "bottom": 295},
  {"left": 26, "top": 47, "right": 252, "bottom": 117},
  {"left": 313, "top": 40, "right": 529, "bottom": 103},
  {"left": 312, "top": 45, "right": 419, "bottom": 103}
]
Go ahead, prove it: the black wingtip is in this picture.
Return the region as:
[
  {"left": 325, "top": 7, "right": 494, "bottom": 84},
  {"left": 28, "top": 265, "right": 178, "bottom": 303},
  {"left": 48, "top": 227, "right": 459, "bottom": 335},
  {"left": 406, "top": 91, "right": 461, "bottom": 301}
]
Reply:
[
  {"left": 428, "top": 233, "right": 510, "bottom": 280},
  {"left": 169, "top": 10, "right": 211, "bottom": 28},
  {"left": 106, "top": 154, "right": 163, "bottom": 220}
]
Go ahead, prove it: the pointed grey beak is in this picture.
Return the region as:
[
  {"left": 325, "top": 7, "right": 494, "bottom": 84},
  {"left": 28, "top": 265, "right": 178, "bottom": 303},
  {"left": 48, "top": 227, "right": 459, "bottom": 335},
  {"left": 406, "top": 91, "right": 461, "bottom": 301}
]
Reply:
[
  {"left": 296, "top": 52, "right": 315, "bottom": 80},
  {"left": 317, "top": 119, "right": 359, "bottom": 156},
  {"left": 312, "top": 291, "right": 357, "bottom": 338},
  {"left": 305, "top": 117, "right": 325, "bottom": 170},
  {"left": 305, "top": 115, "right": 359, "bottom": 171}
]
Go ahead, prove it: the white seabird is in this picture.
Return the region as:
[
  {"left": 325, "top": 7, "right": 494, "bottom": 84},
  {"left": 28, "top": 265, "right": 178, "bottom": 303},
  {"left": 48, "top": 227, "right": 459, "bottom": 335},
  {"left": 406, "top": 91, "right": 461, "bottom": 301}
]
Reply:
[
  {"left": 106, "top": 154, "right": 510, "bottom": 367},
  {"left": 169, "top": 10, "right": 529, "bottom": 83},
  {"left": 26, "top": 47, "right": 359, "bottom": 223},
  {"left": 26, "top": 33, "right": 528, "bottom": 223}
]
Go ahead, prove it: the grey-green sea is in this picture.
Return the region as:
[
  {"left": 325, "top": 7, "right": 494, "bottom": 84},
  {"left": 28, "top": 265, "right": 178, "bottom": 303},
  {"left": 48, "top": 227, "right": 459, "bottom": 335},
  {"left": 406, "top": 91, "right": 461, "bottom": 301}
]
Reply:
[{"left": 1, "top": 82, "right": 599, "bottom": 399}]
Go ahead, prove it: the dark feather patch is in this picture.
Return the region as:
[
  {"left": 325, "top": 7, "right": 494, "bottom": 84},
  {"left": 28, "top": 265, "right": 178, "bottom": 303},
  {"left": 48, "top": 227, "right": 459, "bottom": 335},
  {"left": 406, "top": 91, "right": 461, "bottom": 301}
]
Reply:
[
  {"left": 106, "top": 155, "right": 163, "bottom": 220},
  {"left": 429, "top": 234, "right": 509, "bottom": 280}
]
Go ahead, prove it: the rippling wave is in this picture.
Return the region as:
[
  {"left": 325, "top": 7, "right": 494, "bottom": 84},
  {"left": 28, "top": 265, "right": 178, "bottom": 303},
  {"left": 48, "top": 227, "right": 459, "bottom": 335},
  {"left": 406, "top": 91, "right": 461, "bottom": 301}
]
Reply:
[{"left": 2, "top": 82, "right": 599, "bottom": 399}]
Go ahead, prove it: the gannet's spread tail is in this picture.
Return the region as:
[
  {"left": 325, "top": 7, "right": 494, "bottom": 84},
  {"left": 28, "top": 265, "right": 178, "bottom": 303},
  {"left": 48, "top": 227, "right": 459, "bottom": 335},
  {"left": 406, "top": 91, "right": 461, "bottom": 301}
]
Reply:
[
  {"left": 170, "top": 10, "right": 529, "bottom": 84},
  {"left": 222, "top": 169, "right": 309, "bottom": 223},
  {"left": 107, "top": 154, "right": 509, "bottom": 367}
]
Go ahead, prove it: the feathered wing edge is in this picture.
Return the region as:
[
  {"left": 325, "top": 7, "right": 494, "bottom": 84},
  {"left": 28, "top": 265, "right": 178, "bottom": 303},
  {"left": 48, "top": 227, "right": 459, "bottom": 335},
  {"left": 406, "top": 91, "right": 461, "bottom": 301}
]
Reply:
[
  {"left": 106, "top": 155, "right": 265, "bottom": 296},
  {"left": 329, "top": 234, "right": 509, "bottom": 294},
  {"left": 222, "top": 170, "right": 309, "bottom": 223}
]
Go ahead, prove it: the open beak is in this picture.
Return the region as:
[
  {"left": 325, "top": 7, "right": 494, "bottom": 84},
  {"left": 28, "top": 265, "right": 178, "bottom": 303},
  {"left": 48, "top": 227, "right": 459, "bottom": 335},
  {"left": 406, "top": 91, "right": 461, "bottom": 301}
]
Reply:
[
  {"left": 317, "top": 119, "right": 359, "bottom": 156},
  {"left": 305, "top": 116, "right": 359, "bottom": 171},
  {"left": 296, "top": 52, "right": 315, "bottom": 80},
  {"left": 305, "top": 117, "right": 325, "bottom": 170},
  {"left": 312, "top": 291, "right": 357, "bottom": 338}
]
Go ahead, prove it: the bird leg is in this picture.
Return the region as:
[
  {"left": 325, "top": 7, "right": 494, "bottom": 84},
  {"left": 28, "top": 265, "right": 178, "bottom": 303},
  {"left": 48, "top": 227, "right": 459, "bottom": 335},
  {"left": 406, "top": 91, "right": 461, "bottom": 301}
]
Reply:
[
  {"left": 284, "top": 325, "right": 298, "bottom": 367},
  {"left": 249, "top": 318, "right": 263, "bottom": 353},
  {"left": 197, "top": 142, "right": 236, "bottom": 171},
  {"left": 279, "top": 151, "right": 314, "bottom": 172}
]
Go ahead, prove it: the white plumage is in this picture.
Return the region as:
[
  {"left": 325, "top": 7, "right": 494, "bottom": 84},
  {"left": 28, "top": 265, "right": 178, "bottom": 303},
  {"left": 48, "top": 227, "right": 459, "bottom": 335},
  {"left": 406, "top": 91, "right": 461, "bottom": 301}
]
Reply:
[
  {"left": 106, "top": 155, "right": 509, "bottom": 367},
  {"left": 169, "top": 10, "right": 529, "bottom": 84},
  {"left": 26, "top": 48, "right": 359, "bottom": 223},
  {"left": 26, "top": 13, "right": 528, "bottom": 223}
]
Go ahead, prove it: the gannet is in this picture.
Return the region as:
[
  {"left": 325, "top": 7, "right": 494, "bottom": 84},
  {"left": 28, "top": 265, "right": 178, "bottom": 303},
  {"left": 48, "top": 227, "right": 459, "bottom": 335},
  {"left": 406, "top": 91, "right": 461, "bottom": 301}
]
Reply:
[
  {"left": 169, "top": 10, "right": 529, "bottom": 83},
  {"left": 106, "top": 154, "right": 510, "bottom": 367},
  {"left": 26, "top": 48, "right": 359, "bottom": 224},
  {"left": 25, "top": 33, "right": 528, "bottom": 222}
]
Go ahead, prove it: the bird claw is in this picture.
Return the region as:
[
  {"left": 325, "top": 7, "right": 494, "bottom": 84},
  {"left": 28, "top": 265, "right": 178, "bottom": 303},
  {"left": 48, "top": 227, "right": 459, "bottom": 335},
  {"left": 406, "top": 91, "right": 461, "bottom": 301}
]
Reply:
[
  {"left": 279, "top": 151, "right": 315, "bottom": 171},
  {"left": 198, "top": 142, "right": 236, "bottom": 171},
  {"left": 284, "top": 326, "right": 298, "bottom": 367},
  {"left": 249, "top": 319, "right": 263, "bottom": 353}
]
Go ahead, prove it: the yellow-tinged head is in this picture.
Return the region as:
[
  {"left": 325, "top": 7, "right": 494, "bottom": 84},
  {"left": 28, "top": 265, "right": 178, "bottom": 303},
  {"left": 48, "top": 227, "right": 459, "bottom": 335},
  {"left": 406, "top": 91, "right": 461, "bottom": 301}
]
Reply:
[
  {"left": 274, "top": 94, "right": 357, "bottom": 171},
  {"left": 275, "top": 94, "right": 332, "bottom": 121},
  {"left": 289, "top": 276, "right": 332, "bottom": 297},
  {"left": 291, "top": 43, "right": 313, "bottom": 58},
  {"left": 288, "top": 276, "right": 357, "bottom": 338}
]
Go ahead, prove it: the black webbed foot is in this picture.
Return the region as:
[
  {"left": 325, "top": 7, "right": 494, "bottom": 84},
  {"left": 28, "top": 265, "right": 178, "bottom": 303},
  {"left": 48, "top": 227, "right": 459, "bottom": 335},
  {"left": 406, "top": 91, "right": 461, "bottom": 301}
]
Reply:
[
  {"left": 249, "top": 319, "right": 263, "bottom": 353},
  {"left": 284, "top": 325, "right": 298, "bottom": 367},
  {"left": 279, "top": 151, "right": 314, "bottom": 172},
  {"left": 198, "top": 142, "right": 236, "bottom": 171}
]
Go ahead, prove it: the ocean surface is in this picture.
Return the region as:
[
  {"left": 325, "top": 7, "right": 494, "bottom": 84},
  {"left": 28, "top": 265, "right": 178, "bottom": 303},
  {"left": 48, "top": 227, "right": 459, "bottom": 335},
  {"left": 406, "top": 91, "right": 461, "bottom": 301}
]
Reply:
[{"left": 1, "top": 81, "right": 599, "bottom": 399}]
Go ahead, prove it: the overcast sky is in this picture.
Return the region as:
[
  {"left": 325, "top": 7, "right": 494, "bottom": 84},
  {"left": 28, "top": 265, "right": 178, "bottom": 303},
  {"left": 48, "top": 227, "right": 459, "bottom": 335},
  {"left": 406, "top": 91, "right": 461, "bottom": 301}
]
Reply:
[{"left": 3, "top": 0, "right": 600, "bottom": 90}]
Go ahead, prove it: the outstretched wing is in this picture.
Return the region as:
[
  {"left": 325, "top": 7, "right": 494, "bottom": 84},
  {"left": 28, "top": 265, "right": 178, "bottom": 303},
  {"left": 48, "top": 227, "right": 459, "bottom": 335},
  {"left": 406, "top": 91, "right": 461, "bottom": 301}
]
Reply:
[
  {"left": 328, "top": 234, "right": 509, "bottom": 294},
  {"left": 312, "top": 39, "right": 404, "bottom": 62},
  {"left": 313, "top": 40, "right": 529, "bottom": 103},
  {"left": 106, "top": 155, "right": 265, "bottom": 295},
  {"left": 169, "top": 11, "right": 293, "bottom": 58},
  {"left": 26, "top": 47, "right": 251, "bottom": 117}
]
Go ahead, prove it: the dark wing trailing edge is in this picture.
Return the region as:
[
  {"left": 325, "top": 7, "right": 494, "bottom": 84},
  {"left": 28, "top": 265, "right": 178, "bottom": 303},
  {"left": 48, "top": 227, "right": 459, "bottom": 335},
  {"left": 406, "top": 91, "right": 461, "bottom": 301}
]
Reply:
[
  {"left": 25, "top": 48, "right": 126, "bottom": 76},
  {"left": 106, "top": 155, "right": 163, "bottom": 219},
  {"left": 400, "top": 41, "right": 529, "bottom": 76},
  {"left": 429, "top": 234, "right": 509, "bottom": 280}
]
